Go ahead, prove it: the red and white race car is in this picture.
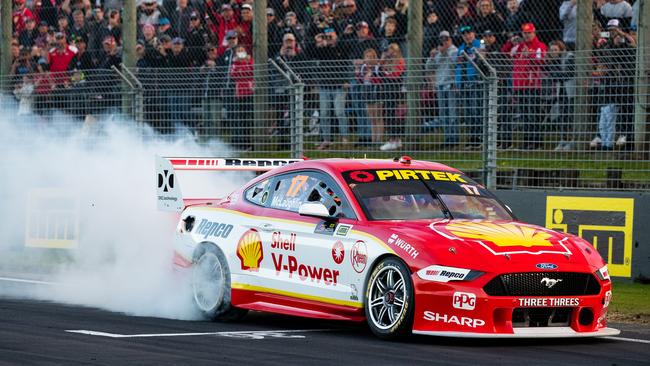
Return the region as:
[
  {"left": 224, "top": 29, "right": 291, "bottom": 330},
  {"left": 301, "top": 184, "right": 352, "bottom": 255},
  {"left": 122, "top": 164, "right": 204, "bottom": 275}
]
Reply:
[{"left": 157, "top": 156, "right": 619, "bottom": 339}]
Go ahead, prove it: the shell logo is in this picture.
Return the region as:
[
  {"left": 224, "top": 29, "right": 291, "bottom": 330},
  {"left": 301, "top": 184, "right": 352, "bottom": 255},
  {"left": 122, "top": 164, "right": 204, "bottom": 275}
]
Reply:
[
  {"left": 432, "top": 221, "right": 572, "bottom": 256},
  {"left": 446, "top": 222, "right": 553, "bottom": 248},
  {"left": 237, "top": 229, "right": 263, "bottom": 271}
]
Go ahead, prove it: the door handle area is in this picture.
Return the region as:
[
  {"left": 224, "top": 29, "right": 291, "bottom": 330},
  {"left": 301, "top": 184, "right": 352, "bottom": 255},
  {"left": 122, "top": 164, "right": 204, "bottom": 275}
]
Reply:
[{"left": 259, "top": 223, "right": 276, "bottom": 232}]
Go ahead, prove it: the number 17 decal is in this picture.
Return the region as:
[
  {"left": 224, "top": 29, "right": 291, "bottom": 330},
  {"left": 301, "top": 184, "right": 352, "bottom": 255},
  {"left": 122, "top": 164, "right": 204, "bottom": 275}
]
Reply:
[{"left": 460, "top": 184, "right": 480, "bottom": 195}]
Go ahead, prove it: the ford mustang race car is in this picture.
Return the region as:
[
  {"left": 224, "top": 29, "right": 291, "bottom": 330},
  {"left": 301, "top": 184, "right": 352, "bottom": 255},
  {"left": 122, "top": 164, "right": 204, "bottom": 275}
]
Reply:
[{"left": 157, "top": 156, "right": 619, "bottom": 339}]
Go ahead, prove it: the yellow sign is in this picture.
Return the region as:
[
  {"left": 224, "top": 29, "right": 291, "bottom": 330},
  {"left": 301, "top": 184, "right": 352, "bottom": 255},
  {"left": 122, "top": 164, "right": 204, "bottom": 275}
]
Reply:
[
  {"left": 25, "top": 189, "right": 79, "bottom": 249},
  {"left": 545, "top": 196, "right": 633, "bottom": 277}
]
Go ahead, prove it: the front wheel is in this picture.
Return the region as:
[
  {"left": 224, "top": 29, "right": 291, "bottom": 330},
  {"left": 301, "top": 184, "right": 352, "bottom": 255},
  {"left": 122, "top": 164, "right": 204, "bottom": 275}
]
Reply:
[
  {"left": 192, "top": 245, "right": 247, "bottom": 321},
  {"left": 365, "top": 257, "right": 414, "bottom": 340}
]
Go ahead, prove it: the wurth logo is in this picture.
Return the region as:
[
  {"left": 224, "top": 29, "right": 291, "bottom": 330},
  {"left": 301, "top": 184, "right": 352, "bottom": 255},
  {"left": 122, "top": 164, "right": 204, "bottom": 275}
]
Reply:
[{"left": 386, "top": 233, "right": 419, "bottom": 259}]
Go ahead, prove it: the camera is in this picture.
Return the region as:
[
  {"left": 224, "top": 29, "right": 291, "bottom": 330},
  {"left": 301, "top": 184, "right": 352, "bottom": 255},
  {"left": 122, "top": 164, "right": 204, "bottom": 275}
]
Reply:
[{"left": 600, "top": 31, "right": 610, "bottom": 38}]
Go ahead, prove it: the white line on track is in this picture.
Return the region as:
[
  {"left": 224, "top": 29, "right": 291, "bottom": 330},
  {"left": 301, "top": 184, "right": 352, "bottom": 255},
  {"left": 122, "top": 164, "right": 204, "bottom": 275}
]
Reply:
[
  {"left": 0, "top": 276, "right": 59, "bottom": 286},
  {"left": 66, "top": 329, "right": 336, "bottom": 339},
  {"left": 603, "top": 336, "right": 650, "bottom": 344}
]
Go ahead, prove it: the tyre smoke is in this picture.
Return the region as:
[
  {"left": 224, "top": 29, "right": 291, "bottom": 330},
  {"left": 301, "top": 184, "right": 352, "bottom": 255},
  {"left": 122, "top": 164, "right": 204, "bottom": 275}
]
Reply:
[{"left": 0, "top": 99, "right": 250, "bottom": 320}]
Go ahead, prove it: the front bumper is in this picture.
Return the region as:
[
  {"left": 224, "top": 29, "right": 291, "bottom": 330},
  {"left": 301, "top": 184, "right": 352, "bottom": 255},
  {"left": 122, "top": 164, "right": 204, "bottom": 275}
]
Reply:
[{"left": 412, "top": 274, "right": 614, "bottom": 338}]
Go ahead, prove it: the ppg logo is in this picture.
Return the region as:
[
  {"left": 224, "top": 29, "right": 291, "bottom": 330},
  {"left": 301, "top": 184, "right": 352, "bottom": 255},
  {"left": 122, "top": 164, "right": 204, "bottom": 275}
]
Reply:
[
  {"left": 158, "top": 170, "right": 174, "bottom": 192},
  {"left": 452, "top": 292, "right": 476, "bottom": 310}
]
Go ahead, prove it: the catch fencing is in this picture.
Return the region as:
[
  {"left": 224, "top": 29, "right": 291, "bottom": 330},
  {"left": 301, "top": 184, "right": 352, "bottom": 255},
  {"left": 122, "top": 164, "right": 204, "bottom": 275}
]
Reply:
[{"left": 2, "top": 47, "right": 649, "bottom": 191}]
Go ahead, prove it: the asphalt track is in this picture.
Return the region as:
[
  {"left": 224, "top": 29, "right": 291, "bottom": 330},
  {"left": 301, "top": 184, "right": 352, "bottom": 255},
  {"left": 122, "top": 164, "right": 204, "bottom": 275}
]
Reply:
[{"left": 1, "top": 281, "right": 649, "bottom": 366}]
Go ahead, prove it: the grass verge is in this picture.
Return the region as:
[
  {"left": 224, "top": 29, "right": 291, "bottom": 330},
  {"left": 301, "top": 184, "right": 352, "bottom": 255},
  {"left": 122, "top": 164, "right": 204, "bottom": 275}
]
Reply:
[{"left": 609, "top": 282, "right": 650, "bottom": 324}]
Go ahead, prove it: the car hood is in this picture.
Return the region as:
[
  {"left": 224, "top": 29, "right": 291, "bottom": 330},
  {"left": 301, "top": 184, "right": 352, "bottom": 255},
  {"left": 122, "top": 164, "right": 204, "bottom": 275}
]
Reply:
[{"left": 377, "top": 220, "right": 604, "bottom": 273}]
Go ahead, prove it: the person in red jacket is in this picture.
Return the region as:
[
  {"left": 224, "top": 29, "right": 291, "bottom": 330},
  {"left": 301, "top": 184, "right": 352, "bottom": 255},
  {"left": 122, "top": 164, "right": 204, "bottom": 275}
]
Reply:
[
  {"left": 502, "top": 22, "right": 547, "bottom": 149},
  {"left": 229, "top": 45, "right": 254, "bottom": 151},
  {"left": 12, "top": 0, "right": 34, "bottom": 34}
]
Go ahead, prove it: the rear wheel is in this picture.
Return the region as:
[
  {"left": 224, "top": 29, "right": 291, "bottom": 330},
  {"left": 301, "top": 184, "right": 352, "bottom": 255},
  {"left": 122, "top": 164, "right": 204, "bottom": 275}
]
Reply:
[
  {"left": 365, "top": 257, "right": 414, "bottom": 340},
  {"left": 192, "top": 245, "right": 247, "bottom": 321}
]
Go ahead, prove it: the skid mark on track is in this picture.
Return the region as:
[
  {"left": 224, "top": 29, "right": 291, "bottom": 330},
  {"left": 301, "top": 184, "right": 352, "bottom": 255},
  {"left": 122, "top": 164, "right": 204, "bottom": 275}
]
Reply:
[{"left": 66, "top": 328, "right": 337, "bottom": 339}]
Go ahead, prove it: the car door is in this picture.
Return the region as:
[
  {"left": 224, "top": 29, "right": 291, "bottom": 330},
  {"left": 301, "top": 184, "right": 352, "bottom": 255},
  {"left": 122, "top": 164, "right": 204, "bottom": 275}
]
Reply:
[{"left": 251, "top": 170, "right": 362, "bottom": 307}]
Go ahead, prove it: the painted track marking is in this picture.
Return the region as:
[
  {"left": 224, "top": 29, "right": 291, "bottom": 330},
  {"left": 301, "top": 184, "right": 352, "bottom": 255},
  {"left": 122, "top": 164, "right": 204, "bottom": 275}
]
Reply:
[
  {"left": 66, "top": 329, "right": 336, "bottom": 339},
  {"left": 603, "top": 336, "right": 650, "bottom": 344},
  {"left": 0, "top": 276, "right": 59, "bottom": 286}
]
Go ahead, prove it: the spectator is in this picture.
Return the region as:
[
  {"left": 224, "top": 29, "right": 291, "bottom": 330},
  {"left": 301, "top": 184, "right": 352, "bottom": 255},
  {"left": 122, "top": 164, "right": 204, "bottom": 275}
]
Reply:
[
  {"left": 166, "top": 37, "right": 192, "bottom": 127},
  {"left": 215, "top": 4, "right": 240, "bottom": 56},
  {"left": 201, "top": 44, "right": 221, "bottom": 135},
  {"left": 600, "top": 0, "right": 633, "bottom": 28},
  {"left": 302, "top": 0, "right": 321, "bottom": 26},
  {"left": 12, "top": 0, "right": 35, "bottom": 34},
  {"left": 135, "top": 41, "right": 149, "bottom": 68},
  {"left": 138, "top": 0, "right": 165, "bottom": 27},
  {"left": 423, "top": 9, "right": 444, "bottom": 57},
  {"left": 98, "top": 9, "right": 122, "bottom": 46},
  {"left": 545, "top": 40, "right": 576, "bottom": 151},
  {"left": 230, "top": 44, "right": 255, "bottom": 151},
  {"left": 238, "top": 4, "right": 254, "bottom": 51},
  {"left": 69, "top": 34, "right": 94, "bottom": 71},
  {"left": 48, "top": 32, "right": 78, "bottom": 86},
  {"left": 70, "top": 9, "right": 90, "bottom": 42},
  {"left": 140, "top": 23, "right": 158, "bottom": 49},
  {"left": 217, "top": 30, "right": 240, "bottom": 141},
  {"left": 504, "top": 0, "right": 527, "bottom": 36},
  {"left": 379, "top": 43, "right": 405, "bottom": 151},
  {"left": 455, "top": 25, "right": 483, "bottom": 149},
  {"left": 305, "top": 28, "right": 351, "bottom": 150},
  {"left": 57, "top": 14, "right": 71, "bottom": 38},
  {"left": 452, "top": 0, "right": 474, "bottom": 39},
  {"left": 87, "top": 6, "right": 106, "bottom": 56},
  {"left": 40, "top": 0, "right": 63, "bottom": 28},
  {"left": 14, "top": 74, "right": 36, "bottom": 118},
  {"left": 11, "top": 48, "right": 36, "bottom": 78},
  {"left": 335, "top": 0, "right": 364, "bottom": 37},
  {"left": 171, "top": 0, "right": 195, "bottom": 39},
  {"left": 158, "top": 17, "right": 175, "bottom": 38},
  {"left": 267, "top": 8, "right": 284, "bottom": 57},
  {"left": 503, "top": 23, "right": 547, "bottom": 150},
  {"left": 377, "top": 17, "right": 404, "bottom": 54},
  {"left": 18, "top": 17, "right": 38, "bottom": 48},
  {"left": 426, "top": 31, "right": 459, "bottom": 148},
  {"left": 34, "top": 21, "right": 50, "bottom": 48},
  {"left": 559, "top": 0, "right": 577, "bottom": 50},
  {"left": 631, "top": 0, "right": 639, "bottom": 31},
  {"left": 33, "top": 58, "right": 55, "bottom": 117},
  {"left": 282, "top": 11, "right": 306, "bottom": 48},
  {"left": 186, "top": 11, "right": 208, "bottom": 66},
  {"left": 347, "top": 21, "right": 376, "bottom": 147},
  {"left": 358, "top": 47, "right": 383, "bottom": 146},
  {"left": 307, "top": 0, "right": 335, "bottom": 39},
  {"left": 347, "top": 21, "right": 377, "bottom": 60},
  {"left": 474, "top": 0, "right": 505, "bottom": 40}
]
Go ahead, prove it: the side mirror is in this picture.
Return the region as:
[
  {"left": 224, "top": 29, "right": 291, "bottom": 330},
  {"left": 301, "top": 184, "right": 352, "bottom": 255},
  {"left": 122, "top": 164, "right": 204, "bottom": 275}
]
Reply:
[{"left": 298, "top": 202, "right": 331, "bottom": 218}]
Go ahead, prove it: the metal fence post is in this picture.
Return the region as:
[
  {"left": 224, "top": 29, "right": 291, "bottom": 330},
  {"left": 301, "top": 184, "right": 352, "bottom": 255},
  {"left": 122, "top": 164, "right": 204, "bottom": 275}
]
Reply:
[
  {"left": 635, "top": 2, "right": 648, "bottom": 154},
  {"left": 293, "top": 82, "right": 305, "bottom": 159},
  {"left": 0, "top": 0, "right": 12, "bottom": 91},
  {"left": 122, "top": 67, "right": 144, "bottom": 124}
]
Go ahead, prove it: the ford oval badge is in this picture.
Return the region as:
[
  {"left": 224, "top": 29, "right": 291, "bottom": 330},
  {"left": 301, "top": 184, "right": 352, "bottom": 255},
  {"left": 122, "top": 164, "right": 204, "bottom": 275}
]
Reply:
[{"left": 536, "top": 263, "right": 558, "bottom": 270}]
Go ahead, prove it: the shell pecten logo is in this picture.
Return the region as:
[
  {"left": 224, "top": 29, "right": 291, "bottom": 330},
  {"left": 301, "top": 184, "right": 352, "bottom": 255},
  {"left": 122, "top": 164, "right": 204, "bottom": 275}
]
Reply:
[
  {"left": 237, "top": 229, "right": 263, "bottom": 271},
  {"left": 446, "top": 222, "right": 553, "bottom": 248}
]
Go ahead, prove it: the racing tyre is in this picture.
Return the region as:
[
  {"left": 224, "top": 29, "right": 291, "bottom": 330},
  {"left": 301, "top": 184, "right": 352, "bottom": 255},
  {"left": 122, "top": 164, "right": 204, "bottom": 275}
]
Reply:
[
  {"left": 365, "top": 257, "right": 414, "bottom": 340},
  {"left": 192, "top": 245, "right": 248, "bottom": 322}
]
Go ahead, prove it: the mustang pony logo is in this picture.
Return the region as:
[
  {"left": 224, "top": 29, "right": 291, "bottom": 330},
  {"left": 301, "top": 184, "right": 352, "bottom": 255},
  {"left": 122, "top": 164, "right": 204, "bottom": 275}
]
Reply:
[
  {"left": 431, "top": 221, "right": 573, "bottom": 256},
  {"left": 237, "top": 229, "right": 263, "bottom": 271},
  {"left": 541, "top": 277, "right": 563, "bottom": 288}
]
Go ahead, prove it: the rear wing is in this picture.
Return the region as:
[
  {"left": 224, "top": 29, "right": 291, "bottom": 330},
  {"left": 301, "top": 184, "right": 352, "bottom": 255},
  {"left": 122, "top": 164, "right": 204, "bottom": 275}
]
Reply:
[{"left": 156, "top": 156, "right": 303, "bottom": 211}]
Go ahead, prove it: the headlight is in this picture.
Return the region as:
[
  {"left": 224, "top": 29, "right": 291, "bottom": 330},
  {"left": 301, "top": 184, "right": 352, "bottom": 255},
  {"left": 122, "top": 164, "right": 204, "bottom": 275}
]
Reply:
[
  {"left": 595, "top": 265, "right": 610, "bottom": 281},
  {"left": 416, "top": 265, "right": 483, "bottom": 283}
]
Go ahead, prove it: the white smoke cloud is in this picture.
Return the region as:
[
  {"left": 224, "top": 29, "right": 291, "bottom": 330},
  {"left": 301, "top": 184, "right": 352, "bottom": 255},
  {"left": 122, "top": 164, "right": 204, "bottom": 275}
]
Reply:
[{"left": 0, "top": 98, "right": 250, "bottom": 320}]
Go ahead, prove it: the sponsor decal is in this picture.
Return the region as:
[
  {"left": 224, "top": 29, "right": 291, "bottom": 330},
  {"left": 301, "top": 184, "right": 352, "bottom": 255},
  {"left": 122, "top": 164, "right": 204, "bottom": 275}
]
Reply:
[
  {"left": 536, "top": 263, "right": 558, "bottom": 270},
  {"left": 314, "top": 221, "right": 337, "bottom": 236},
  {"left": 271, "top": 253, "right": 340, "bottom": 285},
  {"left": 344, "top": 169, "right": 467, "bottom": 183},
  {"left": 452, "top": 292, "right": 476, "bottom": 310},
  {"left": 170, "top": 158, "right": 302, "bottom": 171},
  {"left": 332, "top": 241, "right": 345, "bottom": 264},
  {"left": 387, "top": 234, "right": 419, "bottom": 259},
  {"left": 271, "top": 231, "right": 296, "bottom": 252},
  {"left": 598, "top": 266, "right": 611, "bottom": 281},
  {"left": 350, "top": 241, "right": 368, "bottom": 273},
  {"left": 237, "top": 229, "right": 264, "bottom": 271},
  {"left": 350, "top": 284, "right": 359, "bottom": 301},
  {"left": 157, "top": 169, "right": 174, "bottom": 193},
  {"left": 431, "top": 221, "right": 573, "bottom": 256},
  {"left": 194, "top": 219, "right": 233, "bottom": 239},
  {"left": 423, "top": 311, "right": 485, "bottom": 328},
  {"left": 545, "top": 196, "right": 634, "bottom": 278},
  {"left": 540, "top": 277, "right": 562, "bottom": 288},
  {"left": 518, "top": 297, "right": 580, "bottom": 307},
  {"left": 334, "top": 224, "right": 352, "bottom": 237},
  {"left": 603, "top": 290, "right": 612, "bottom": 308},
  {"left": 416, "top": 265, "right": 471, "bottom": 283},
  {"left": 223, "top": 158, "right": 302, "bottom": 168}
]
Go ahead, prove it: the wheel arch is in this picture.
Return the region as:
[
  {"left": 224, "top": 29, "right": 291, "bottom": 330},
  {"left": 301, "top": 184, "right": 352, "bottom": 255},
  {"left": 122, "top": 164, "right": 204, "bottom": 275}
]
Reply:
[{"left": 362, "top": 253, "right": 411, "bottom": 308}]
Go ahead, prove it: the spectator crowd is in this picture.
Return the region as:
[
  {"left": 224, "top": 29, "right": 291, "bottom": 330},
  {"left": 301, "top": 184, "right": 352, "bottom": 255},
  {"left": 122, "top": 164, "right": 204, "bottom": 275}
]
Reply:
[{"left": 8, "top": 0, "right": 642, "bottom": 151}]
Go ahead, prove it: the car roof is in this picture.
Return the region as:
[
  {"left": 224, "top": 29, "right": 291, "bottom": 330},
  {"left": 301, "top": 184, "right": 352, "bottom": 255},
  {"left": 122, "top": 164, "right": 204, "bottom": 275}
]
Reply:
[{"left": 248, "top": 157, "right": 461, "bottom": 186}]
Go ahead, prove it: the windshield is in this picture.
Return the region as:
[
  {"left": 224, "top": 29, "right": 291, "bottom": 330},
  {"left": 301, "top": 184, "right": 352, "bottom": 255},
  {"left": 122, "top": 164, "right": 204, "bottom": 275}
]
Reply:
[{"left": 342, "top": 169, "right": 513, "bottom": 221}]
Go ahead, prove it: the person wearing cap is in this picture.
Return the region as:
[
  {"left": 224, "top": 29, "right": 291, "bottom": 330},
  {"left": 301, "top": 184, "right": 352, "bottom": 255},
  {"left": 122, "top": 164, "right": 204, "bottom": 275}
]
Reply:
[
  {"left": 157, "top": 17, "right": 175, "bottom": 38},
  {"left": 97, "top": 9, "right": 122, "bottom": 49},
  {"left": 282, "top": 12, "right": 306, "bottom": 48},
  {"left": 214, "top": 3, "right": 239, "bottom": 55},
  {"left": 48, "top": 31, "right": 77, "bottom": 87},
  {"left": 502, "top": 22, "right": 547, "bottom": 150},
  {"left": 453, "top": 1, "right": 474, "bottom": 36},
  {"left": 600, "top": 0, "right": 633, "bottom": 27},
  {"left": 12, "top": 0, "right": 35, "bottom": 34},
  {"left": 229, "top": 44, "right": 255, "bottom": 151},
  {"left": 170, "top": 0, "right": 196, "bottom": 39},
  {"left": 302, "top": 0, "right": 321, "bottom": 26},
  {"left": 425, "top": 30, "right": 459, "bottom": 148},
  {"left": 455, "top": 24, "right": 483, "bottom": 148},
  {"left": 238, "top": 3, "right": 254, "bottom": 51},
  {"left": 423, "top": 9, "right": 443, "bottom": 58},
  {"left": 266, "top": 8, "right": 284, "bottom": 57},
  {"left": 69, "top": 10, "right": 89, "bottom": 44},
  {"left": 186, "top": 11, "right": 209, "bottom": 66},
  {"left": 69, "top": 33, "right": 94, "bottom": 71},
  {"left": 165, "top": 36, "right": 194, "bottom": 127}
]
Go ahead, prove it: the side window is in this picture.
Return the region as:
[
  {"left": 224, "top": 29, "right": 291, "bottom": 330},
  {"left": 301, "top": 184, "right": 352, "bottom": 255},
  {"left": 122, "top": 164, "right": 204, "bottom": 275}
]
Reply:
[
  {"left": 268, "top": 171, "right": 355, "bottom": 218},
  {"left": 244, "top": 179, "right": 271, "bottom": 206}
]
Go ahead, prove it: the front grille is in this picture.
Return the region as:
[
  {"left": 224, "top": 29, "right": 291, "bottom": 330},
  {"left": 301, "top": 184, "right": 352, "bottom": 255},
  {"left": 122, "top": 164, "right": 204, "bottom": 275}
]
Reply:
[
  {"left": 512, "top": 307, "right": 573, "bottom": 328},
  {"left": 484, "top": 272, "right": 601, "bottom": 296}
]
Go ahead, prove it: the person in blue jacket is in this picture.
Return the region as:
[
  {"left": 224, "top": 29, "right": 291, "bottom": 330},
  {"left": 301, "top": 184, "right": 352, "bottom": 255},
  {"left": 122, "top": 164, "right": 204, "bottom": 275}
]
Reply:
[{"left": 455, "top": 25, "right": 483, "bottom": 148}]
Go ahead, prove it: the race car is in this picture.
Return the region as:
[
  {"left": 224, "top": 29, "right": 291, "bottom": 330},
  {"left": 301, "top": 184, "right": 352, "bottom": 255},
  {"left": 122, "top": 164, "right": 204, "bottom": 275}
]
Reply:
[{"left": 157, "top": 156, "right": 619, "bottom": 339}]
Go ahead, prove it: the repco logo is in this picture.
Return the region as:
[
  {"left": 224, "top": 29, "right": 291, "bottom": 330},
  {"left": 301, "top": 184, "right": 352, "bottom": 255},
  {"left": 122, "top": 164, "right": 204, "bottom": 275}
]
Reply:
[{"left": 452, "top": 292, "right": 476, "bottom": 310}]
